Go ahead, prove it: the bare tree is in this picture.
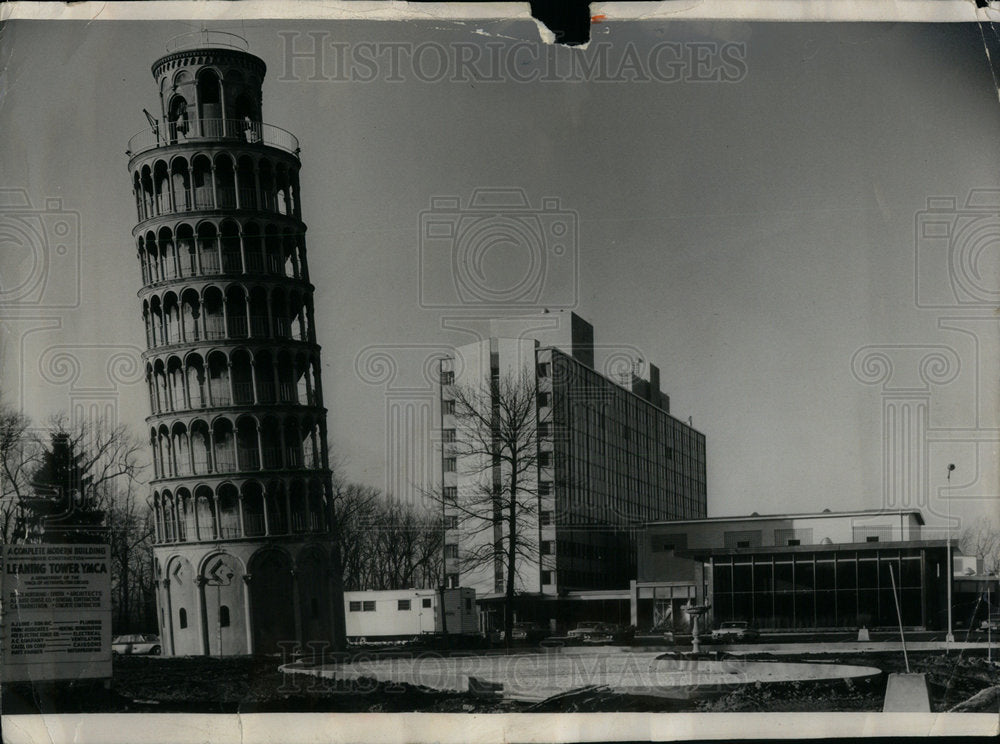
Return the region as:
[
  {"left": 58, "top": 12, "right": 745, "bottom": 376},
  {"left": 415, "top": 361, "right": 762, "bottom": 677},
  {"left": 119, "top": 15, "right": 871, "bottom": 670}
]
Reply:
[
  {"left": 330, "top": 479, "right": 381, "bottom": 590},
  {"left": 329, "top": 474, "right": 443, "bottom": 592},
  {"left": 437, "top": 367, "right": 540, "bottom": 647},
  {"left": 0, "top": 404, "right": 41, "bottom": 543},
  {"left": 960, "top": 517, "right": 1000, "bottom": 574},
  {"left": 101, "top": 479, "right": 156, "bottom": 632},
  {"left": 367, "top": 498, "right": 443, "bottom": 590}
]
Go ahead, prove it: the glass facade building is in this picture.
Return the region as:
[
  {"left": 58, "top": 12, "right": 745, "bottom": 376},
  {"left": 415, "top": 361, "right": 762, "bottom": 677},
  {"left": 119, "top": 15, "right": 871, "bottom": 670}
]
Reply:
[
  {"left": 441, "top": 314, "right": 707, "bottom": 608},
  {"left": 708, "top": 543, "right": 948, "bottom": 629},
  {"left": 543, "top": 347, "right": 707, "bottom": 591},
  {"left": 633, "top": 510, "right": 951, "bottom": 632}
]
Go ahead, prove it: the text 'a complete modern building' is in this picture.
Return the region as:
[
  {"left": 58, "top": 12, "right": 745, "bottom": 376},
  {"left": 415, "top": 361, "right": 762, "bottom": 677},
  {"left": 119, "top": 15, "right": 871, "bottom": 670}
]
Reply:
[
  {"left": 632, "top": 508, "right": 952, "bottom": 634},
  {"left": 439, "top": 312, "right": 707, "bottom": 630}
]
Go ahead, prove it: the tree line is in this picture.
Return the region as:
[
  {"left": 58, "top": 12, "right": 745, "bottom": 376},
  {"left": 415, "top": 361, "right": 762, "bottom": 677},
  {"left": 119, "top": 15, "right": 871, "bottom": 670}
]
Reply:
[{"left": 0, "top": 400, "right": 445, "bottom": 634}]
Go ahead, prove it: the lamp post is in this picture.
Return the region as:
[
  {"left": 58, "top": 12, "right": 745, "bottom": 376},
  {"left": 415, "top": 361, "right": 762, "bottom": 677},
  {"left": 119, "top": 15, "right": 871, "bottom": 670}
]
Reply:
[{"left": 946, "top": 464, "right": 955, "bottom": 644}]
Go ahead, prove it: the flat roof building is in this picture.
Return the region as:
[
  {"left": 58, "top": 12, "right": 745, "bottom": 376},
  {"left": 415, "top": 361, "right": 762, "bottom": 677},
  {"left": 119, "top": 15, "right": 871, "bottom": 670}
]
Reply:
[
  {"left": 632, "top": 508, "right": 954, "bottom": 633},
  {"left": 439, "top": 313, "right": 706, "bottom": 631}
]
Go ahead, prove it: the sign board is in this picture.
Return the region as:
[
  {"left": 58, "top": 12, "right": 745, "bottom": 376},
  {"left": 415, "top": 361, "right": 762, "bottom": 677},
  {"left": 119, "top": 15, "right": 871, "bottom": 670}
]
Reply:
[{"left": 0, "top": 543, "right": 112, "bottom": 683}]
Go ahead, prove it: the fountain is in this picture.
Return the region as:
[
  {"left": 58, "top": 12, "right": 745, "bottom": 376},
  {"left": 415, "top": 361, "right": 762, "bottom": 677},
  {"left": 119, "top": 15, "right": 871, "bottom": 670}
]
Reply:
[{"left": 683, "top": 602, "right": 712, "bottom": 655}]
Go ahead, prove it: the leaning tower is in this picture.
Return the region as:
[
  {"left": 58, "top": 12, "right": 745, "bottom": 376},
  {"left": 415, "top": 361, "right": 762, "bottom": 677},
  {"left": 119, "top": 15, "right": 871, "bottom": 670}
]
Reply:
[{"left": 127, "top": 31, "right": 344, "bottom": 656}]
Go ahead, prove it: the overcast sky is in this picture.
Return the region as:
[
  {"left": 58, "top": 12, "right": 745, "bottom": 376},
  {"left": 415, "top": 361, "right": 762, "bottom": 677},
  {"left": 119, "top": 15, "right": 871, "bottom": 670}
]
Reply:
[{"left": 1, "top": 18, "right": 998, "bottom": 533}]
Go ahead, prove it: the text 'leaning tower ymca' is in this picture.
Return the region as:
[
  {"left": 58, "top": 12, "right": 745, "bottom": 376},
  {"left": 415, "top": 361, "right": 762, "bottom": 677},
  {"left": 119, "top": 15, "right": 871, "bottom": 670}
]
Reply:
[{"left": 127, "top": 31, "right": 345, "bottom": 656}]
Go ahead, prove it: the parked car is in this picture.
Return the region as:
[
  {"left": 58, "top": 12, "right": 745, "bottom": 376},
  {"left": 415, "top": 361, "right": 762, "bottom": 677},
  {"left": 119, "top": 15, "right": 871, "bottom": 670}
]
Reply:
[
  {"left": 112, "top": 633, "right": 161, "bottom": 655},
  {"left": 710, "top": 621, "right": 760, "bottom": 643},
  {"left": 511, "top": 622, "right": 550, "bottom": 643},
  {"left": 565, "top": 622, "right": 635, "bottom": 645}
]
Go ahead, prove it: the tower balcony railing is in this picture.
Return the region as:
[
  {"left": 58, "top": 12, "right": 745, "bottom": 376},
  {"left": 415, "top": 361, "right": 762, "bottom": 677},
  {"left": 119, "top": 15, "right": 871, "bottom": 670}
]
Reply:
[
  {"left": 262, "top": 446, "right": 282, "bottom": 469},
  {"left": 142, "top": 254, "right": 295, "bottom": 286},
  {"left": 244, "top": 513, "right": 266, "bottom": 537},
  {"left": 127, "top": 118, "right": 300, "bottom": 158},
  {"left": 232, "top": 382, "right": 254, "bottom": 405}
]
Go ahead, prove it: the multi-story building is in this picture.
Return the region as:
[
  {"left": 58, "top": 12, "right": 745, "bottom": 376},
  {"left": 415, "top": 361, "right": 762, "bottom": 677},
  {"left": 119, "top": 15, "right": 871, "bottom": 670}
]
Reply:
[
  {"left": 128, "top": 31, "right": 344, "bottom": 655},
  {"left": 438, "top": 312, "right": 707, "bottom": 630}
]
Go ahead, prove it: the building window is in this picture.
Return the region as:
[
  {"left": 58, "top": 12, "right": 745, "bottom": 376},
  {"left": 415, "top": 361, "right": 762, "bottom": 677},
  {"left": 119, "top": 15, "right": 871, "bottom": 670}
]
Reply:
[
  {"left": 724, "top": 530, "right": 762, "bottom": 549},
  {"left": 179, "top": 608, "right": 188, "bottom": 629},
  {"left": 422, "top": 598, "right": 432, "bottom": 608},
  {"left": 540, "top": 510, "right": 553, "bottom": 526},
  {"left": 219, "top": 606, "right": 230, "bottom": 628},
  {"left": 866, "top": 536, "right": 880, "bottom": 543},
  {"left": 445, "top": 543, "right": 458, "bottom": 559},
  {"left": 447, "top": 573, "right": 459, "bottom": 588},
  {"left": 441, "top": 370, "right": 454, "bottom": 385},
  {"left": 398, "top": 599, "right": 411, "bottom": 611},
  {"left": 538, "top": 451, "right": 551, "bottom": 468},
  {"left": 363, "top": 600, "right": 376, "bottom": 612},
  {"left": 651, "top": 534, "right": 686, "bottom": 552},
  {"left": 537, "top": 392, "right": 550, "bottom": 407},
  {"left": 443, "top": 457, "right": 457, "bottom": 472},
  {"left": 537, "top": 422, "right": 550, "bottom": 437},
  {"left": 465, "top": 597, "right": 472, "bottom": 611},
  {"left": 853, "top": 525, "right": 892, "bottom": 543},
  {"left": 538, "top": 481, "right": 552, "bottom": 496},
  {"left": 442, "top": 428, "right": 456, "bottom": 442},
  {"left": 775, "top": 528, "right": 813, "bottom": 546},
  {"left": 349, "top": 601, "right": 362, "bottom": 612},
  {"left": 442, "top": 400, "right": 455, "bottom": 415},
  {"left": 541, "top": 540, "right": 553, "bottom": 555},
  {"left": 665, "top": 447, "right": 673, "bottom": 460},
  {"left": 537, "top": 363, "right": 550, "bottom": 378},
  {"left": 443, "top": 486, "right": 457, "bottom": 501},
  {"left": 445, "top": 514, "right": 458, "bottom": 529},
  {"left": 541, "top": 571, "right": 553, "bottom": 585}
]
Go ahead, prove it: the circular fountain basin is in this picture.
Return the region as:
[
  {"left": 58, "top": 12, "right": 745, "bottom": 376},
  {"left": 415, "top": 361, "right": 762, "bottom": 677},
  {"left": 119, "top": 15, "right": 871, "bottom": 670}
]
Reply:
[{"left": 282, "top": 651, "right": 882, "bottom": 703}]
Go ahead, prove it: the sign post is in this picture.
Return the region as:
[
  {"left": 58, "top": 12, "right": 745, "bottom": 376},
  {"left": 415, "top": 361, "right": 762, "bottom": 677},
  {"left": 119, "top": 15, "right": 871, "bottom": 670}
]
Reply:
[{"left": 0, "top": 544, "right": 112, "bottom": 684}]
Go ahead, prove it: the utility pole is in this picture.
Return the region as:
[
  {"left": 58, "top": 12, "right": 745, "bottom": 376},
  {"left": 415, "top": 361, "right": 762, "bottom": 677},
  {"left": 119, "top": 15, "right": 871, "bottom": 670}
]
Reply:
[{"left": 946, "top": 464, "right": 955, "bottom": 644}]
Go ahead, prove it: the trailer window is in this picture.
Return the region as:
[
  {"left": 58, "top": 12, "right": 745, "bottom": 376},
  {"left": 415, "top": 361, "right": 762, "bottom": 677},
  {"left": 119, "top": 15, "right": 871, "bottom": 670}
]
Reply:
[
  {"left": 465, "top": 598, "right": 472, "bottom": 611},
  {"left": 422, "top": 598, "right": 432, "bottom": 608},
  {"left": 398, "top": 599, "right": 411, "bottom": 611},
  {"left": 349, "top": 601, "right": 362, "bottom": 612},
  {"left": 363, "top": 601, "right": 376, "bottom": 612}
]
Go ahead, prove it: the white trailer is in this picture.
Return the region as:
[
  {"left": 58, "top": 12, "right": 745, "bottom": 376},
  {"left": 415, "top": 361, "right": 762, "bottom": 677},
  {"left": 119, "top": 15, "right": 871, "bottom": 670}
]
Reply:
[{"left": 343, "top": 588, "right": 477, "bottom": 643}]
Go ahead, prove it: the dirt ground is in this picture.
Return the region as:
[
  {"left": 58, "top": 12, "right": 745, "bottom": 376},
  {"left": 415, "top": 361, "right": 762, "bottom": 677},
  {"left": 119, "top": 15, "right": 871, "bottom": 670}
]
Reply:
[{"left": 2, "top": 649, "right": 998, "bottom": 714}]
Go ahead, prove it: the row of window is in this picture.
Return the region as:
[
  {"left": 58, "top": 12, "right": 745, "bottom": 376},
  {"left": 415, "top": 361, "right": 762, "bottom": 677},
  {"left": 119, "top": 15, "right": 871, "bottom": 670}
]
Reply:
[
  {"left": 347, "top": 598, "right": 430, "bottom": 612},
  {"left": 176, "top": 606, "right": 230, "bottom": 630},
  {"left": 713, "top": 554, "right": 924, "bottom": 594},
  {"left": 721, "top": 528, "right": 896, "bottom": 550}
]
